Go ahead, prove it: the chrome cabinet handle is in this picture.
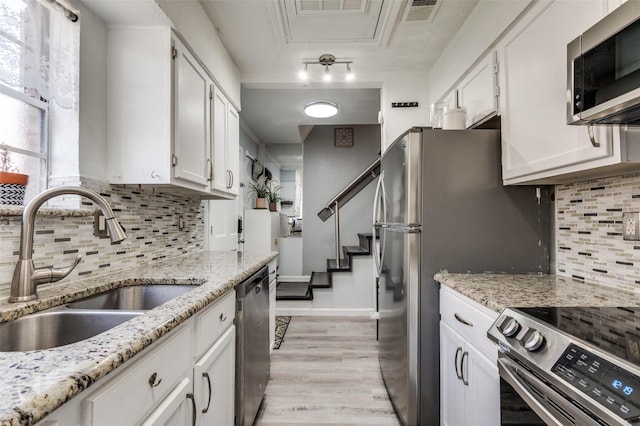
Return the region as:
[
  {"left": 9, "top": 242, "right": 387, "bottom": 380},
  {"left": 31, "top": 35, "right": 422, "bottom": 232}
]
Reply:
[
  {"left": 186, "top": 393, "right": 196, "bottom": 426},
  {"left": 219, "top": 313, "right": 227, "bottom": 322},
  {"left": 207, "top": 159, "right": 213, "bottom": 181},
  {"left": 588, "top": 123, "right": 600, "bottom": 148},
  {"left": 226, "top": 170, "right": 233, "bottom": 189},
  {"left": 454, "top": 313, "right": 473, "bottom": 327},
  {"left": 461, "top": 351, "right": 469, "bottom": 386},
  {"left": 148, "top": 372, "right": 162, "bottom": 388},
  {"left": 454, "top": 347, "right": 463, "bottom": 380},
  {"left": 202, "top": 372, "right": 212, "bottom": 413}
]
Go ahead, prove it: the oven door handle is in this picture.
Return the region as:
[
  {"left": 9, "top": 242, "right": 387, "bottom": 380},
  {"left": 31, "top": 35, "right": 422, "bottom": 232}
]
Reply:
[{"left": 498, "top": 357, "right": 601, "bottom": 426}]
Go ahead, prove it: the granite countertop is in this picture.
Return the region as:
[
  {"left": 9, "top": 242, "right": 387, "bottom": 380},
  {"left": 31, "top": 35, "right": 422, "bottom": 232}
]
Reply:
[
  {"left": 0, "top": 250, "right": 277, "bottom": 426},
  {"left": 434, "top": 272, "right": 640, "bottom": 313}
]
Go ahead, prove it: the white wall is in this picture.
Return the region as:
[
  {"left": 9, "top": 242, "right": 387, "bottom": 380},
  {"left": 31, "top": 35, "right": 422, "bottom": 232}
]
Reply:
[
  {"left": 302, "top": 124, "right": 380, "bottom": 274},
  {"left": 380, "top": 71, "right": 430, "bottom": 152},
  {"left": 77, "top": 0, "right": 107, "bottom": 182}
]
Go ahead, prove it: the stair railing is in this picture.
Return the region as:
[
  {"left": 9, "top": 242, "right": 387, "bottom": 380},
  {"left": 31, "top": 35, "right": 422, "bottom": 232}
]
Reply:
[{"left": 317, "top": 157, "right": 381, "bottom": 265}]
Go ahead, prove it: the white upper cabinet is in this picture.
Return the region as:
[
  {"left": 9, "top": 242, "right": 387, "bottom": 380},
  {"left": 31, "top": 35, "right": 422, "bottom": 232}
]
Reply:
[
  {"left": 105, "top": 27, "right": 238, "bottom": 199},
  {"left": 499, "top": 0, "right": 640, "bottom": 184},
  {"left": 457, "top": 52, "right": 498, "bottom": 129},
  {"left": 173, "top": 37, "right": 211, "bottom": 187},
  {"left": 211, "top": 86, "right": 240, "bottom": 197}
]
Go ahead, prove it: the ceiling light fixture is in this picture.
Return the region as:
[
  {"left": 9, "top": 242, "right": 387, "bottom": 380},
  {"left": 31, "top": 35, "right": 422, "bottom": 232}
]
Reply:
[
  {"left": 304, "top": 101, "right": 338, "bottom": 118},
  {"left": 299, "top": 54, "right": 354, "bottom": 82}
]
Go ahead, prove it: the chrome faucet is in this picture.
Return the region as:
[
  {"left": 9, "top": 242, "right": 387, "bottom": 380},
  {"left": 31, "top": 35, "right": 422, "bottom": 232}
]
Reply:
[{"left": 9, "top": 186, "right": 127, "bottom": 302}]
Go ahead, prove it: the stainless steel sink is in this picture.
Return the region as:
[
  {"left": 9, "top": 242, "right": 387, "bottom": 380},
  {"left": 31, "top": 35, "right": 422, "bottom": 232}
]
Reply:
[
  {"left": 65, "top": 284, "right": 195, "bottom": 311},
  {"left": 0, "top": 310, "right": 141, "bottom": 352}
]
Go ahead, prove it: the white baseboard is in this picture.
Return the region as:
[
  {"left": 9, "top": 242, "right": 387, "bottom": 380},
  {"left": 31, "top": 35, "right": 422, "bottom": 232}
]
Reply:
[
  {"left": 277, "top": 275, "right": 311, "bottom": 282},
  {"left": 275, "top": 307, "right": 375, "bottom": 317}
]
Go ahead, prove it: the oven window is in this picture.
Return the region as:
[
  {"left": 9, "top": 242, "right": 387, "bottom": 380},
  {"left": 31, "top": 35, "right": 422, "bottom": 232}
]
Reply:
[
  {"left": 500, "top": 378, "right": 547, "bottom": 425},
  {"left": 582, "top": 18, "right": 640, "bottom": 111}
]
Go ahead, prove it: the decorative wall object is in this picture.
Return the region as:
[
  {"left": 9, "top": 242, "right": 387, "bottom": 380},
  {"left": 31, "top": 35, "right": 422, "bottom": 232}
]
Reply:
[{"left": 334, "top": 127, "right": 354, "bottom": 147}]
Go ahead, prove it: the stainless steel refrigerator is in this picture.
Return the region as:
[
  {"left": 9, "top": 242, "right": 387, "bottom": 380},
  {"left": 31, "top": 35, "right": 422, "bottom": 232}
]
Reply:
[{"left": 373, "top": 127, "right": 550, "bottom": 426}]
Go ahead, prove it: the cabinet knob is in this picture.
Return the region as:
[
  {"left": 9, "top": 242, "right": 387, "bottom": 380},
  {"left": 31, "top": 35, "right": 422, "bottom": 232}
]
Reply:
[
  {"left": 219, "top": 313, "right": 227, "bottom": 322},
  {"left": 148, "top": 372, "right": 162, "bottom": 388}
]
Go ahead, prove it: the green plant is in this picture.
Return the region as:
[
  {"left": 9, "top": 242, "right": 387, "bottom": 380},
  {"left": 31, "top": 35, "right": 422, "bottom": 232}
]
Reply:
[
  {"left": 247, "top": 179, "right": 269, "bottom": 198},
  {"left": 266, "top": 183, "right": 281, "bottom": 203}
]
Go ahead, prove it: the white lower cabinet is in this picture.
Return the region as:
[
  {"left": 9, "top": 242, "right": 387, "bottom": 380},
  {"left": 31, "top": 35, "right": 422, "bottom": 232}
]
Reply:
[
  {"left": 36, "top": 290, "right": 237, "bottom": 426},
  {"left": 440, "top": 287, "right": 500, "bottom": 426},
  {"left": 193, "top": 326, "right": 236, "bottom": 426}
]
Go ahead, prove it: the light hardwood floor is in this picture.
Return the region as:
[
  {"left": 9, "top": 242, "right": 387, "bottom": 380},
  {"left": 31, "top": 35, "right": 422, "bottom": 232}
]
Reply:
[{"left": 254, "top": 316, "right": 402, "bottom": 425}]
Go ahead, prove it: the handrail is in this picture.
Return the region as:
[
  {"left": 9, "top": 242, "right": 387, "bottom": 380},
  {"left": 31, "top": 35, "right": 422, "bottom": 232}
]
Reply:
[{"left": 317, "top": 156, "right": 381, "bottom": 222}]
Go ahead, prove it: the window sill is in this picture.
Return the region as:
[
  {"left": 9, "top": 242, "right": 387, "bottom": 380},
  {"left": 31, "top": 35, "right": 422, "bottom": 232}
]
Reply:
[{"left": 0, "top": 205, "right": 94, "bottom": 218}]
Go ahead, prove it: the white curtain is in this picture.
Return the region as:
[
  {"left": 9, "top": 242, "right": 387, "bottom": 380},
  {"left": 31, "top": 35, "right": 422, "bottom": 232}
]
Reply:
[{"left": 0, "top": 0, "right": 79, "bottom": 109}]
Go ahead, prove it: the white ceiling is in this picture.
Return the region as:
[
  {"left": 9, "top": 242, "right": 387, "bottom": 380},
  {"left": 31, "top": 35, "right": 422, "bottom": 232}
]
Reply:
[{"left": 200, "top": 0, "right": 479, "bottom": 169}]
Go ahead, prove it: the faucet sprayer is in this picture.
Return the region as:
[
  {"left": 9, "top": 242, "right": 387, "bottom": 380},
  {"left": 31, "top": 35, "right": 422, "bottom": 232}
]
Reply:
[{"left": 9, "top": 186, "right": 127, "bottom": 302}]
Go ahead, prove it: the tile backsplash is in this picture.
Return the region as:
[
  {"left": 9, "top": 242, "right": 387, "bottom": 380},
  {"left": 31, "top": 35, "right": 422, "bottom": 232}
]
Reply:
[
  {"left": 0, "top": 181, "right": 204, "bottom": 298},
  {"left": 556, "top": 172, "right": 640, "bottom": 291}
]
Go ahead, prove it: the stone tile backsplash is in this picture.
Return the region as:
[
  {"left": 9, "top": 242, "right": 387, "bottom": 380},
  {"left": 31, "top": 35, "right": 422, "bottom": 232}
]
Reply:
[
  {"left": 556, "top": 172, "right": 640, "bottom": 291},
  {"left": 0, "top": 182, "right": 204, "bottom": 298}
]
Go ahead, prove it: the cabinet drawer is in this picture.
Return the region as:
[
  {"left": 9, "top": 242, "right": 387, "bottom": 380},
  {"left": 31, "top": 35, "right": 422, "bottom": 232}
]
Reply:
[
  {"left": 83, "top": 324, "right": 191, "bottom": 426},
  {"left": 267, "top": 258, "right": 278, "bottom": 283},
  {"left": 194, "top": 290, "right": 235, "bottom": 358},
  {"left": 440, "top": 287, "right": 498, "bottom": 359}
]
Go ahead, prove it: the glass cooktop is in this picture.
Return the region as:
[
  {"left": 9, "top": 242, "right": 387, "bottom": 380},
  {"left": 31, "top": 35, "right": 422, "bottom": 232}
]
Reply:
[{"left": 517, "top": 306, "right": 640, "bottom": 368}]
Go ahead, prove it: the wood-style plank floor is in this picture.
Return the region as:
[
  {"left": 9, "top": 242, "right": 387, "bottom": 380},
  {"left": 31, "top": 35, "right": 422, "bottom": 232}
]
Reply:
[{"left": 254, "top": 316, "right": 402, "bottom": 425}]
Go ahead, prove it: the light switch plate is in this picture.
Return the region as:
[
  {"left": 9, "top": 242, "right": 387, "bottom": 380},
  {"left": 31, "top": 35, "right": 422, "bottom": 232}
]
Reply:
[{"left": 623, "top": 212, "right": 640, "bottom": 241}]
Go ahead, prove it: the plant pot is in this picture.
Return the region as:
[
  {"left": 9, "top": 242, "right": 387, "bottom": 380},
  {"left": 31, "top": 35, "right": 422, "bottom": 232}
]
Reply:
[
  {"left": 255, "top": 197, "right": 267, "bottom": 209},
  {"left": 0, "top": 172, "right": 28, "bottom": 205},
  {"left": 269, "top": 202, "right": 278, "bottom": 212}
]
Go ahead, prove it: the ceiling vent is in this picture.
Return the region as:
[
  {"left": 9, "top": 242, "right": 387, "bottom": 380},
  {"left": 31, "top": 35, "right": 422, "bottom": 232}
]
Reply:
[
  {"left": 296, "top": 0, "right": 367, "bottom": 14},
  {"left": 402, "top": 0, "right": 441, "bottom": 22}
]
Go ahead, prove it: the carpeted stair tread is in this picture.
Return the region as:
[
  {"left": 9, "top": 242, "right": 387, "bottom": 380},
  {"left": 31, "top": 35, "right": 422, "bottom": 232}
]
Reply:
[
  {"left": 276, "top": 281, "right": 313, "bottom": 300},
  {"left": 311, "top": 271, "right": 332, "bottom": 288}
]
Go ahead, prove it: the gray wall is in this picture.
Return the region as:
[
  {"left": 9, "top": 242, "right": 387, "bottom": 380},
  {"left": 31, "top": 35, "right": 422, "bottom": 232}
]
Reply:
[{"left": 302, "top": 125, "right": 380, "bottom": 274}]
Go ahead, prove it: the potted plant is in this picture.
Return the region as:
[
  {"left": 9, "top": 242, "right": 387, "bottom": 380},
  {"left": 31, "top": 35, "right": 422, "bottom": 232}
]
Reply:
[
  {"left": 0, "top": 144, "right": 29, "bottom": 206},
  {"left": 247, "top": 179, "right": 269, "bottom": 209},
  {"left": 267, "top": 183, "right": 281, "bottom": 212}
]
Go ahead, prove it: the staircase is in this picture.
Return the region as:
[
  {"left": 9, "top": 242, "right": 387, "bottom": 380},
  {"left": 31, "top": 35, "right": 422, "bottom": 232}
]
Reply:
[
  {"left": 275, "top": 233, "right": 375, "bottom": 301},
  {"left": 276, "top": 156, "right": 380, "bottom": 302}
]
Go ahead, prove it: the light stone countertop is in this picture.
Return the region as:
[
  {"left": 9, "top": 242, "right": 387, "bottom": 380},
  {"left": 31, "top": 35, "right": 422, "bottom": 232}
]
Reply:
[
  {"left": 434, "top": 273, "right": 640, "bottom": 313},
  {"left": 0, "top": 250, "right": 277, "bottom": 426}
]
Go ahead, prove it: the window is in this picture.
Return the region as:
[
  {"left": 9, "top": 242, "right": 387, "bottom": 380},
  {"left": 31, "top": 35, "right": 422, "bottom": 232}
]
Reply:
[{"left": 0, "top": 0, "right": 78, "bottom": 203}]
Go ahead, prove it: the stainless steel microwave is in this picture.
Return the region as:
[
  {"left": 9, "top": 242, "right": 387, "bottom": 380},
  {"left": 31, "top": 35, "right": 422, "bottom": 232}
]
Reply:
[{"left": 567, "top": 1, "right": 640, "bottom": 125}]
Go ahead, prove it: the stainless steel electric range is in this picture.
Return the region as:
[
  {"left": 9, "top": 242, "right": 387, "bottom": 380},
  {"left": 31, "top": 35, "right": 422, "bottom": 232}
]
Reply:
[{"left": 488, "top": 306, "right": 640, "bottom": 425}]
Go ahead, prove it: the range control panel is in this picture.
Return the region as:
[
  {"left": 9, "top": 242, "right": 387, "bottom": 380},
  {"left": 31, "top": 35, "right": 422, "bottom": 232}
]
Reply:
[{"left": 553, "top": 344, "right": 640, "bottom": 421}]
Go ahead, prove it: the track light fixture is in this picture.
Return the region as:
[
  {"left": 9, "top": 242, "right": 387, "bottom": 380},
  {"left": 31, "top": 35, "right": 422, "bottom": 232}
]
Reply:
[{"left": 299, "top": 54, "right": 354, "bottom": 81}]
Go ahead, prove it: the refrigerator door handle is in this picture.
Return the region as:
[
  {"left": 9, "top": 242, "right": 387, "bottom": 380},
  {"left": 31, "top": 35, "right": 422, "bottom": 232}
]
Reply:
[{"left": 372, "top": 172, "right": 386, "bottom": 276}]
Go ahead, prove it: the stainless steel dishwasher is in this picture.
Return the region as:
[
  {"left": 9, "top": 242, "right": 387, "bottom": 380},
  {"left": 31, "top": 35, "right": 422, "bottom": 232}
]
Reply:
[{"left": 235, "top": 265, "right": 270, "bottom": 426}]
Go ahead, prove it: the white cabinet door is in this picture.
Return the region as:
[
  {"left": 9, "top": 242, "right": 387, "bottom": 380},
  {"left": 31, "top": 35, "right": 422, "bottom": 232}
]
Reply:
[
  {"left": 440, "top": 322, "right": 466, "bottom": 426},
  {"left": 211, "top": 86, "right": 240, "bottom": 197},
  {"left": 173, "top": 38, "right": 211, "bottom": 187},
  {"left": 226, "top": 105, "right": 240, "bottom": 196},
  {"left": 501, "top": 0, "right": 611, "bottom": 183},
  {"left": 458, "top": 52, "right": 498, "bottom": 128},
  {"left": 140, "top": 378, "right": 194, "bottom": 426},
  {"left": 465, "top": 343, "right": 500, "bottom": 426},
  {"left": 212, "top": 87, "right": 228, "bottom": 193},
  {"left": 193, "top": 326, "right": 236, "bottom": 426}
]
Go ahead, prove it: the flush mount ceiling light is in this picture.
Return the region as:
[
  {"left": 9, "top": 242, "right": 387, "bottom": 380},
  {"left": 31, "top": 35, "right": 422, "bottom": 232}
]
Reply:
[
  {"left": 299, "top": 54, "right": 354, "bottom": 82},
  {"left": 304, "top": 101, "right": 338, "bottom": 118}
]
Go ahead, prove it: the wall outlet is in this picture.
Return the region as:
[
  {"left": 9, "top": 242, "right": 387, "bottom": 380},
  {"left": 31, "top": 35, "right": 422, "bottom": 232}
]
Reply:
[
  {"left": 93, "top": 212, "right": 109, "bottom": 238},
  {"left": 623, "top": 212, "right": 640, "bottom": 241}
]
